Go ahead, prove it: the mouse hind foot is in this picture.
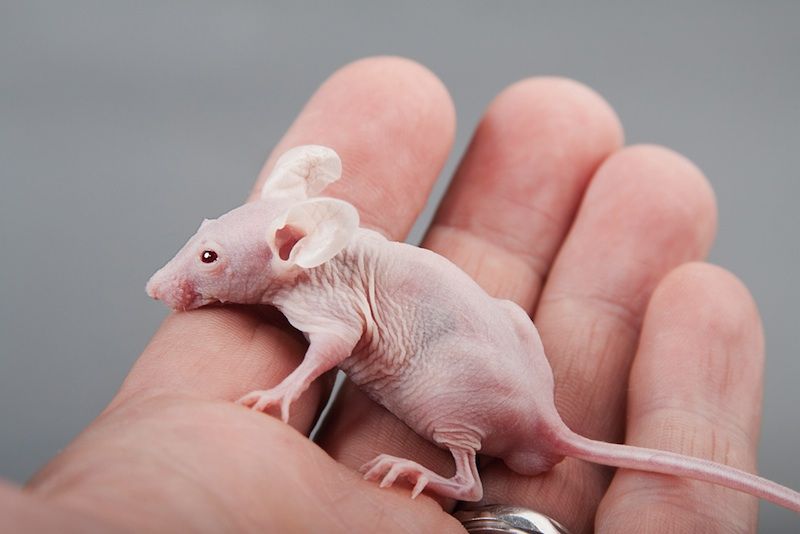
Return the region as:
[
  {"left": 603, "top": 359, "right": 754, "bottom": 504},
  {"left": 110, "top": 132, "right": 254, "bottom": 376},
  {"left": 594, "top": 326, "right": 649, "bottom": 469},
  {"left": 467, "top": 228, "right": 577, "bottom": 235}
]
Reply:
[{"left": 360, "top": 445, "right": 482, "bottom": 501}]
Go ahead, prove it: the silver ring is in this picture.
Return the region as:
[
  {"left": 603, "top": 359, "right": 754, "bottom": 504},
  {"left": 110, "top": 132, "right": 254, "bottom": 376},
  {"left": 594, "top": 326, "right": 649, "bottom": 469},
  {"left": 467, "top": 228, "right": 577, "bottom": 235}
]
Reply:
[{"left": 454, "top": 504, "right": 572, "bottom": 534}]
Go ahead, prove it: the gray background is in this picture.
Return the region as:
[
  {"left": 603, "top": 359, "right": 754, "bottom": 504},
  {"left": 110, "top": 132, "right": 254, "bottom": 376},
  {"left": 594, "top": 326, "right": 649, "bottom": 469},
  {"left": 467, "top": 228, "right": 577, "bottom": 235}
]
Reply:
[{"left": 1, "top": 1, "right": 797, "bottom": 530}]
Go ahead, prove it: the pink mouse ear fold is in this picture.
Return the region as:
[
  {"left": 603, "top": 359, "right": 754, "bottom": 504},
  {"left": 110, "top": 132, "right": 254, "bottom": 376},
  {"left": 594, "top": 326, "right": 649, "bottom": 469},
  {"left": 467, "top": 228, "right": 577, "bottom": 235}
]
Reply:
[
  {"left": 267, "top": 197, "right": 359, "bottom": 269},
  {"left": 260, "top": 145, "right": 342, "bottom": 202}
]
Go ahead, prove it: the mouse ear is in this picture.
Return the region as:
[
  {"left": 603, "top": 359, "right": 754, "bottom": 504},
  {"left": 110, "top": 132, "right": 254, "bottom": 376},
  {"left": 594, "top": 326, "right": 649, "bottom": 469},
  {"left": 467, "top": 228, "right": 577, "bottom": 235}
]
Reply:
[
  {"left": 261, "top": 145, "right": 342, "bottom": 202},
  {"left": 267, "top": 197, "right": 359, "bottom": 269}
]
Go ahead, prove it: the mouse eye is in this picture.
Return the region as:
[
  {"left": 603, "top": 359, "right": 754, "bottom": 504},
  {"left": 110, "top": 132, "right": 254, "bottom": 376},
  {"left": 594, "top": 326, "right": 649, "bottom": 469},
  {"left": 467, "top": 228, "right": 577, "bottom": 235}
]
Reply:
[{"left": 200, "top": 250, "right": 218, "bottom": 264}]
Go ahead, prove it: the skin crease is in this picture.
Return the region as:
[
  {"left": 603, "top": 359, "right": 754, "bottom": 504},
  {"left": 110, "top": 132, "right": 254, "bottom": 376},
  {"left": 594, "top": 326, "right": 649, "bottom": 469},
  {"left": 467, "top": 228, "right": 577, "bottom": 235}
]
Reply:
[
  {"left": 148, "top": 145, "right": 800, "bottom": 513},
  {"left": 2, "top": 58, "right": 782, "bottom": 533}
]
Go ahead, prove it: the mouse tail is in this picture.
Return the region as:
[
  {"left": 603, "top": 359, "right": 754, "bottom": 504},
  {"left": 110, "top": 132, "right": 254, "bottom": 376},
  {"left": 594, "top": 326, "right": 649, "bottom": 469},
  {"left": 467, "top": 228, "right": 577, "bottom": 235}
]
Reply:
[{"left": 554, "top": 427, "right": 800, "bottom": 513}]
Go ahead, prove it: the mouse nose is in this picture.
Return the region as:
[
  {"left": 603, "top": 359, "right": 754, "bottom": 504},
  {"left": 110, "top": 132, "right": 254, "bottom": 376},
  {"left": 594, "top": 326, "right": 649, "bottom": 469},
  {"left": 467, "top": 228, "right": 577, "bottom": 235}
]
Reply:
[
  {"left": 146, "top": 283, "right": 160, "bottom": 300},
  {"left": 146, "top": 271, "right": 165, "bottom": 300}
]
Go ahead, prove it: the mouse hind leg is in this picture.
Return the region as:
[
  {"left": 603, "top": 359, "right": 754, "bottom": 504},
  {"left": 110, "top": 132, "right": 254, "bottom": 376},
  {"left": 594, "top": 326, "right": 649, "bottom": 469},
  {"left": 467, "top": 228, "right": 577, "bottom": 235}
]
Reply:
[{"left": 360, "top": 429, "right": 483, "bottom": 501}]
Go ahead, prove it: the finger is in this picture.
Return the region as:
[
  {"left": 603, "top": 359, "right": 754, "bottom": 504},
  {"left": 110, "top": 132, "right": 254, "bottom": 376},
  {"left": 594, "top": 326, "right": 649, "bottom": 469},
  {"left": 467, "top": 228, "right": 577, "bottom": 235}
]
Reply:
[
  {"left": 596, "top": 263, "right": 763, "bottom": 533},
  {"left": 317, "top": 78, "right": 623, "bottom": 500},
  {"left": 479, "top": 145, "right": 718, "bottom": 532},
  {"left": 115, "top": 57, "right": 456, "bottom": 434}
]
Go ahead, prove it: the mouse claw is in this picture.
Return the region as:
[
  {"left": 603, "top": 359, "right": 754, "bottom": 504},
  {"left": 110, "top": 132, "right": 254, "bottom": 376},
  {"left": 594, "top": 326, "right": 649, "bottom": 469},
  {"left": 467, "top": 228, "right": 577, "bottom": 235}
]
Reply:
[
  {"left": 235, "top": 391, "right": 258, "bottom": 407},
  {"left": 411, "top": 475, "right": 429, "bottom": 499},
  {"left": 280, "top": 401, "right": 292, "bottom": 424},
  {"left": 379, "top": 465, "right": 402, "bottom": 488},
  {"left": 359, "top": 455, "right": 383, "bottom": 475},
  {"left": 236, "top": 389, "right": 282, "bottom": 413}
]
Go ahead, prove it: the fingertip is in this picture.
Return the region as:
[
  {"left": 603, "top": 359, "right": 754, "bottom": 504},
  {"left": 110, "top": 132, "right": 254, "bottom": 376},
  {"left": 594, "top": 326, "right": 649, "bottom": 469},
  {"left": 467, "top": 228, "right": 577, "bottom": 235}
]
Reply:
[
  {"left": 649, "top": 262, "right": 763, "bottom": 353},
  {"left": 454, "top": 76, "right": 625, "bottom": 197},
  {"left": 490, "top": 76, "right": 624, "bottom": 152},
  {"left": 595, "top": 144, "right": 719, "bottom": 251},
  {"left": 315, "top": 55, "right": 457, "bottom": 151}
]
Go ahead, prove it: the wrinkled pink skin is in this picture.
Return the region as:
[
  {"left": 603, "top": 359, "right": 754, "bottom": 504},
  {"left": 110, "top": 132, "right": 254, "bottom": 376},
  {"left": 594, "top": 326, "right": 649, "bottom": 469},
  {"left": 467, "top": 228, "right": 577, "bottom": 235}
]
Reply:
[{"left": 148, "top": 198, "right": 800, "bottom": 512}]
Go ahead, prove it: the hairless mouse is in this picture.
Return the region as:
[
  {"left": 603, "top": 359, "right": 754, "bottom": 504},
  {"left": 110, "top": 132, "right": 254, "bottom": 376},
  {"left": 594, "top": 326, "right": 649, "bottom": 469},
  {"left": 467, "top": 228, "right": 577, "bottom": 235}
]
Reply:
[{"left": 147, "top": 145, "right": 800, "bottom": 513}]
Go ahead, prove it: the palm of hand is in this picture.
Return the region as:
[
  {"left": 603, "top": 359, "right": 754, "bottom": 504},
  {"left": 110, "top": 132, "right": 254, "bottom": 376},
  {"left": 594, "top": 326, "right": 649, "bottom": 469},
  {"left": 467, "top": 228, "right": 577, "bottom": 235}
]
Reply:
[{"left": 24, "top": 58, "right": 763, "bottom": 534}]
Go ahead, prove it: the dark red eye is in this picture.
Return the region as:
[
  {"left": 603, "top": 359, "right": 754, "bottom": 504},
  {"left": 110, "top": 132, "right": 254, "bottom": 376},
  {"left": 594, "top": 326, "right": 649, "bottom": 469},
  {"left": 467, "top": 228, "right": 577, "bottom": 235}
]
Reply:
[{"left": 201, "top": 250, "right": 218, "bottom": 263}]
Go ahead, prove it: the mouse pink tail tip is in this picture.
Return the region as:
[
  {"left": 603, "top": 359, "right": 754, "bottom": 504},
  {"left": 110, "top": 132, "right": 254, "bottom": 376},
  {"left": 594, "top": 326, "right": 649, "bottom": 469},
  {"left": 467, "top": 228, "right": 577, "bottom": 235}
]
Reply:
[{"left": 554, "top": 428, "right": 800, "bottom": 515}]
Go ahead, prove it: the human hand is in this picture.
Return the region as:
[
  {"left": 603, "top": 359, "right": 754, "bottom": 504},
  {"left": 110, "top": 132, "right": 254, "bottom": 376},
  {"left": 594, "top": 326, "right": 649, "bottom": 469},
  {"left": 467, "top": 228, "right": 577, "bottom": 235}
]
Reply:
[{"left": 9, "top": 57, "right": 763, "bottom": 533}]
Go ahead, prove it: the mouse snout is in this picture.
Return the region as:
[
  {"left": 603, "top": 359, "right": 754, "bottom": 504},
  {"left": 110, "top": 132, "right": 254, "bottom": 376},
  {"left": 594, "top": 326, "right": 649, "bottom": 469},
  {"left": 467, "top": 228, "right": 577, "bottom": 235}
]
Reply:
[
  {"left": 146, "top": 268, "right": 198, "bottom": 310},
  {"left": 146, "top": 270, "right": 167, "bottom": 301},
  {"left": 146, "top": 278, "right": 160, "bottom": 300}
]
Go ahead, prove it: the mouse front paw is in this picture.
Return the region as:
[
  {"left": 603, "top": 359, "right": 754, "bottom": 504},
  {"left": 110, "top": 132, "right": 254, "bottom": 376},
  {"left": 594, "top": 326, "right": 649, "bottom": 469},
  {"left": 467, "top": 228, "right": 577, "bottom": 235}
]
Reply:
[{"left": 236, "top": 388, "right": 292, "bottom": 422}]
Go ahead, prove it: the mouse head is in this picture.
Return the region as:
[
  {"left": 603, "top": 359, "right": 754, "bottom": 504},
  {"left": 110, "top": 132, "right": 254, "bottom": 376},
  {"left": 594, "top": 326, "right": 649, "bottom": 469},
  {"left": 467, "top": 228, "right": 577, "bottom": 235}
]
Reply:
[{"left": 146, "top": 145, "right": 359, "bottom": 310}]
